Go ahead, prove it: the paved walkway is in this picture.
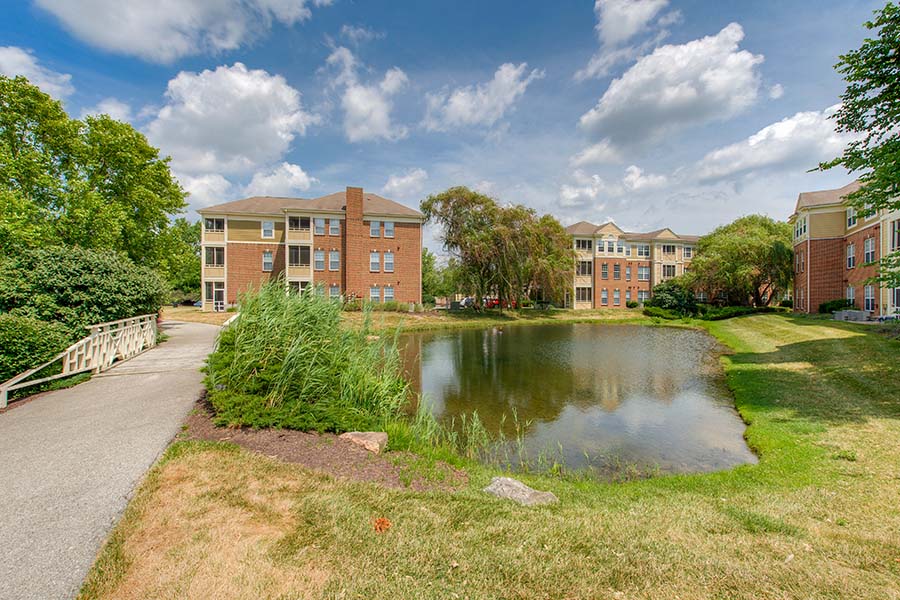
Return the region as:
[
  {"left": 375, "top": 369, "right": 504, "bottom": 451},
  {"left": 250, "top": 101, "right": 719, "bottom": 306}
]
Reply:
[{"left": 0, "top": 321, "right": 220, "bottom": 600}]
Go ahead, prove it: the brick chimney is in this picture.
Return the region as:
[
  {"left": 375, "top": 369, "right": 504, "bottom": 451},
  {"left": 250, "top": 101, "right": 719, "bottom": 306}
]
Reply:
[{"left": 344, "top": 186, "right": 366, "bottom": 297}]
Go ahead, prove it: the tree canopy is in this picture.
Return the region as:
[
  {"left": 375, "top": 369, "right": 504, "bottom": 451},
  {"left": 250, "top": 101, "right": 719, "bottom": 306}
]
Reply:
[
  {"left": 421, "top": 187, "right": 573, "bottom": 307},
  {"left": 684, "top": 215, "right": 793, "bottom": 307},
  {"left": 819, "top": 2, "right": 900, "bottom": 287},
  {"left": 0, "top": 75, "right": 194, "bottom": 293}
]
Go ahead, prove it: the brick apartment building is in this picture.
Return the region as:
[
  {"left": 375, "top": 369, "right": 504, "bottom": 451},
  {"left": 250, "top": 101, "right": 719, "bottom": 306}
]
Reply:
[
  {"left": 198, "top": 187, "right": 423, "bottom": 310},
  {"left": 789, "top": 181, "right": 900, "bottom": 315},
  {"left": 565, "top": 221, "right": 699, "bottom": 309}
]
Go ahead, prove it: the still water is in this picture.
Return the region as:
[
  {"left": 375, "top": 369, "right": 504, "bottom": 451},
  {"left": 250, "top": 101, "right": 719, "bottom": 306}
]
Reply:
[{"left": 400, "top": 323, "right": 757, "bottom": 475}]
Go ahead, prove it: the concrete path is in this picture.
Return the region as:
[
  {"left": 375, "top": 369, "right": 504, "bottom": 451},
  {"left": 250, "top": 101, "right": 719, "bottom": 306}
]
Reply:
[{"left": 0, "top": 321, "right": 219, "bottom": 600}]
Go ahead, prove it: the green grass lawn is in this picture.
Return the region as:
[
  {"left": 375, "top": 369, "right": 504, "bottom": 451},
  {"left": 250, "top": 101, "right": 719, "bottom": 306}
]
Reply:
[{"left": 80, "top": 313, "right": 900, "bottom": 600}]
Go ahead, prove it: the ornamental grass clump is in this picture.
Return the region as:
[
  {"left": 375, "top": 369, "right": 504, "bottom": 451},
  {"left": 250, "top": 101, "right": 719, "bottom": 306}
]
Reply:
[{"left": 204, "top": 282, "right": 408, "bottom": 432}]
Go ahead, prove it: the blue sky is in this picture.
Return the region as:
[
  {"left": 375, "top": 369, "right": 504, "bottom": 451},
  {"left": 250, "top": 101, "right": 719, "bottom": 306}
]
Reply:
[{"left": 0, "top": 0, "right": 884, "bottom": 248}]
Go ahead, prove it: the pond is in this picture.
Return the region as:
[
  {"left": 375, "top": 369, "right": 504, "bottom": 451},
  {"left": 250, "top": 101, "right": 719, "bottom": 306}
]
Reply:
[{"left": 400, "top": 323, "right": 757, "bottom": 476}]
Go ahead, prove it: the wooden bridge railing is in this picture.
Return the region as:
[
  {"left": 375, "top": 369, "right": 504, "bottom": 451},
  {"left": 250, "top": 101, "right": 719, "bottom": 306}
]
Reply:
[{"left": 0, "top": 314, "right": 158, "bottom": 408}]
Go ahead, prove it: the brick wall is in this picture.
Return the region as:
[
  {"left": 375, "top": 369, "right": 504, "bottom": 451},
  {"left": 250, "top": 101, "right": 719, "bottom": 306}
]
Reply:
[
  {"left": 312, "top": 226, "right": 343, "bottom": 292},
  {"left": 795, "top": 238, "right": 843, "bottom": 313},
  {"left": 225, "top": 242, "right": 286, "bottom": 303},
  {"left": 844, "top": 223, "right": 881, "bottom": 310}
]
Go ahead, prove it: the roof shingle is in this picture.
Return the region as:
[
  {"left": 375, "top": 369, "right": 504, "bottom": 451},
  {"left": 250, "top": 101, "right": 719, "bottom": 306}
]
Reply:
[{"left": 198, "top": 190, "right": 423, "bottom": 219}]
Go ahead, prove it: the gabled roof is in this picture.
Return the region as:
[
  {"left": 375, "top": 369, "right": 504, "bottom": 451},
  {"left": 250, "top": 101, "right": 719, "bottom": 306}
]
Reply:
[
  {"left": 795, "top": 180, "right": 860, "bottom": 213},
  {"left": 198, "top": 191, "right": 423, "bottom": 219},
  {"left": 566, "top": 221, "right": 599, "bottom": 235}
]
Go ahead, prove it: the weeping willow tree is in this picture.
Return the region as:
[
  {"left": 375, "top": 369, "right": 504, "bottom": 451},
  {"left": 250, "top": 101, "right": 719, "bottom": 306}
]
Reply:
[{"left": 421, "top": 187, "right": 574, "bottom": 308}]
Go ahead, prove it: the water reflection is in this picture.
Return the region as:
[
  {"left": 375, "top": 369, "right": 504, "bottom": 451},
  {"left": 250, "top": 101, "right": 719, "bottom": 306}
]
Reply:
[{"left": 400, "top": 323, "right": 757, "bottom": 475}]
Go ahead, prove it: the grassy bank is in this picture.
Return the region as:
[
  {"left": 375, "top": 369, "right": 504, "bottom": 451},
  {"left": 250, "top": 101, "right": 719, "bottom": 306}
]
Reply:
[{"left": 80, "top": 314, "right": 900, "bottom": 599}]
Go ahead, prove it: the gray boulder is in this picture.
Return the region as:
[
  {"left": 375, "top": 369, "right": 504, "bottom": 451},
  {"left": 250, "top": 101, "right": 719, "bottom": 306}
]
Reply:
[{"left": 483, "top": 476, "right": 558, "bottom": 506}]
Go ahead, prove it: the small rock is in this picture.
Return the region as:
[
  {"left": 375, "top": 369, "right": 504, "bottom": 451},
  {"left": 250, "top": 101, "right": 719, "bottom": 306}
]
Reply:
[
  {"left": 483, "top": 476, "right": 558, "bottom": 506},
  {"left": 339, "top": 431, "right": 388, "bottom": 454}
]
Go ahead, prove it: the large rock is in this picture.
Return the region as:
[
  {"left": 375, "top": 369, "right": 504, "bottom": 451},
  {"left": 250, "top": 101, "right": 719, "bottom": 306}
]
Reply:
[
  {"left": 483, "top": 476, "right": 558, "bottom": 506},
  {"left": 339, "top": 431, "right": 388, "bottom": 454}
]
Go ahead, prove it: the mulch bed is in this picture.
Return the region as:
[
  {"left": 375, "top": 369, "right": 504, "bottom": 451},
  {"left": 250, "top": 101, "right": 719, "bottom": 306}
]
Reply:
[{"left": 181, "top": 397, "right": 468, "bottom": 492}]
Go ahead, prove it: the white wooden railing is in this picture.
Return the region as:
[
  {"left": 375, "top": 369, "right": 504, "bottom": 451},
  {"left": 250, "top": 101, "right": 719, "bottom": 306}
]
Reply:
[{"left": 0, "top": 314, "right": 158, "bottom": 408}]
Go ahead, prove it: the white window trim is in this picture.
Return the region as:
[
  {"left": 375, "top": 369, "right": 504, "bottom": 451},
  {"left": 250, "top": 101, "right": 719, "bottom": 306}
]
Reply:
[
  {"left": 262, "top": 251, "right": 273, "bottom": 272},
  {"left": 370, "top": 251, "right": 380, "bottom": 273},
  {"left": 384, "top": 251, "right": 394, "bottom": 273},
  {"left": 261, "top": 221, "right": 275, "bottom": 239},
  {"left": 383, "top": 286, "right": 395, "bottom": 302},
  {"left": 370, "top": 220, "right": 380, "bottom": 238},
  {"left": 329, "top": 250, "right": 340, "bottom": 271},
  {"left": 313, "top": 250, "right": 325, "bottom": 271},
  {"left": 384, "top": 221, "right": 395, "bottom": 238}
]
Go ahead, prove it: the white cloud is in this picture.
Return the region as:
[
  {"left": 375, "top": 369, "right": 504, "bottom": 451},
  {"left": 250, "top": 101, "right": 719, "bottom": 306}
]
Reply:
[
  {"left": 340, "top": 24, "right": 384, "bottom": 45},
  {"left": 325, "top": 46, "right": 409, "bottom": 142},
  {"left": 579, "top": 24, "right": 764, "bottom": 149},
  {"left": 245, "top": 162, "right": 317, "bottom": 196},
  {"left": 570, "top": 140, "right": 622, "bottom": 167},
  {"left": 34, "top": 0, "right": 333, "bottom": 63},
  {"left": 178, "top": 172, "right": 235, "bottom": 212},
  {"left": 595, "top": 0, "right": 670, "bottom": 48},
  {"left": 80, "top": 97, "right": 132, "bottom": 122},
  {"left": 383, "top": 168, "right": 428, "bottom": 198},
  {"left": 423, "top": 62, "right": 544, "bottom": 131},
  {"left": 622, "top": 165, "right": 667, "bottom": 191},
  {"left": 768, "top": 83, "right": 785, "bottom": 99},
  {"left": 0, "top": 46, "right": 73, "bottom": 98},
  {"left": 694, "top": 104, "right": 853, "bottom": 182},
  {"left": 146, "top": 62, "right": 318, "bottom": 175}
]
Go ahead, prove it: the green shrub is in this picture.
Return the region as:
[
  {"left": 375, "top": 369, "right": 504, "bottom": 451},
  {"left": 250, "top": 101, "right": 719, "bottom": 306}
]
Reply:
[
  {"left": 642, "top": 306, "right": 680, "bottom": 320},
  {"left": 0, "top": 246, "right": 167, "bottom": 335},
  {"left": 626, "top": 300, "right": 639, "bottom": 309},
  {"left": 779, "top": 299, "right": 793, "bottom": 308},
  {"left": 819, "top": 298, "right": 853, "bottom": 313},
  {"left": 205, "top": 281, "right": 408, "bottom": 432},
  {"left": 699, "top": 305, "right": 789, "bottom": 321},
  {"left": 645, "top": 280, "right": 697, "bottom": 316},
  {"left": 0, "top": 314, "right": 72, "bottom": 381}
]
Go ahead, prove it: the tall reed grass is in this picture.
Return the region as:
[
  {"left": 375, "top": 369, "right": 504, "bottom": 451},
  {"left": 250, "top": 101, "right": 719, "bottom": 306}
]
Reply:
[{"left": 204, "top": 281, "right": 408, "bottom": 432}]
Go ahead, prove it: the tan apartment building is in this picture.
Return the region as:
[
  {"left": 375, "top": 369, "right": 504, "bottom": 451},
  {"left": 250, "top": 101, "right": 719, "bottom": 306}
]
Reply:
[
  {"left": 198, "top": 186, "right": 423, "bottom": 310},
  {"left": 789, "top": 180, "right": 900, "bottom": 316},
  {"left": 565, "top": 221, "right": 699, "bottom": 309}
]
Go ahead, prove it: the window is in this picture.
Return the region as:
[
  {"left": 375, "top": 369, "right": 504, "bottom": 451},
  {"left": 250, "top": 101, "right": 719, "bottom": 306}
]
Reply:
[
  {"left": 601, "top": 263, "right": 609, "bottom": 279},
  {"left": 625, "top": 244, "right": 632, "bottom": 257},
  {"left": 616, "top": 241, "right": 625, "bottom": 254},
  {"left": 314, "top": 218, "right": 326, "bottom": 235},
  {"left": 638, "top": 266, "right": 650, "bottom": 281},
  {"left": 683, "top": 246, "right": 693, "bottom": 259},
  {"left": 288, "top": 246, "right": 310, "bottom": 267},
  {"left": 205, "top": 246, "right": 224, "bottom": 267},
  {"left": 847, "top": 207, "right": 857, "bottom": 228},
  {"left": 370, "top": 220, "right": 380, "bottom": 237},
  {"left": 370, "top": 286, "right": 380, "bottom": 302},
  {"left": 204, "top": 217, "right": 224, "bottom": 232},
  {"left": 315, "top": 285, "right": 326, "bottom": 296},
  {"left": 384, "top": 285, "right": 394, "bottom": 302},
  {"left": 613, "top": 264, "right": 621, "bottom": 280},
  {"left": 696, "top": 291, "right": 708, "bottom": 302},
  {"left": 625, "top": 266, "right": 632, "bottom": 281},
  {"left": 262, "top": 251, "right": 273, "bottom": 272},
  {"left": 384, "top": 221, "right": 395, "bottom": 238},
  {"left": 288, "top": 216, "right": 310, "bottom": 231},
  {"left": 894, "top": 287, "right": 900, "bottom": 312},
  {"left": 638, "top": 290, "right": 650, "bottom": 303},
  {"left": 601, "top": 289, "right": 608, "bottom": 305},
  {"left": 794, "top": 217, "right": 807, "bottom": 240},
  {"left": 314, "top": 250, "right": 325, "bottom": 271},
  {"left": 662, "top": 244, "right": 676, "bottom": 254},
  {"left": 329, "top": 219, "right": 340, "bottom": 235},
  {"left": 607, "top": 241, "right": 615, "bottom": 253},
  {"left": 864, "top": 285, "right": 875, "bottom": 311},
  {"left": 663, "top": 264, "right": 676, "bottom": 278},
  {"left": 384, "top": 251, "right": 394, "bottom": 273},
  {"left": 625, "top": 289, "right": 632, "bottom": 302},
  {"left": 261, "top": 221, "right": 274, "bottom": 239},
  {"left": 329, "top": 284, "right": 341, "bottom": 299},
  {"left": 613, "top": 289, "right": 621, "bottom": 305},
  {"left": 205, "top": 281, "right": 224, "bottom": 303},
  {"left": 575, "top": 239, "right": 593, "bottom": 251},
  {"left": 847, "top": 244, "right": 856, "bottom": 269},
  {"left": 575, "top": 287, "right": 592, "bottom": 302},
  {"left": 846, "top": 285, "right": 855, "bottom": 306},
  {"left": 892, "top": 220, "right": 900, "bottom": 251},
  {"left": 577, "top": 260, "right": 592, "bottom": 276},
  {"left": 370, "top": 251, "right": 380, "bottom": 272},
  {"left": 637, "top": 244, "right": 650, "bottom": 257},
  {"left": 864, "top": 237, "right": 876, "bottom": 263},
  {"left": 329, "top": 250, "right": 340, "bottom": 271}
]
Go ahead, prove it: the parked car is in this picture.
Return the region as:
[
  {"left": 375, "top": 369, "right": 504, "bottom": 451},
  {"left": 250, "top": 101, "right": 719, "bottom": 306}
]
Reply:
[{"left": 483, "top": 297, "right": 517, "bottom": 309}]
